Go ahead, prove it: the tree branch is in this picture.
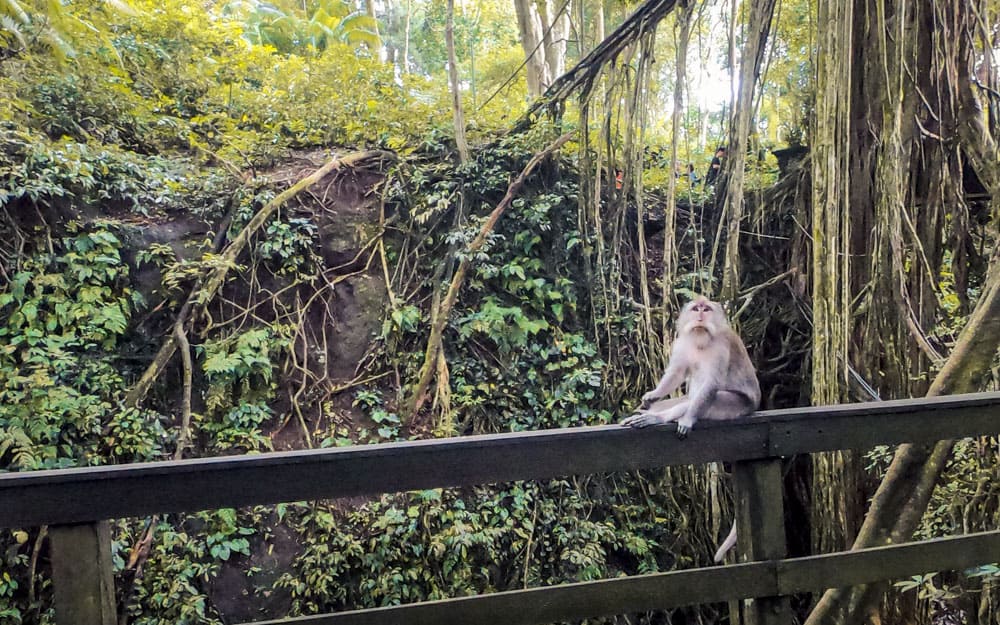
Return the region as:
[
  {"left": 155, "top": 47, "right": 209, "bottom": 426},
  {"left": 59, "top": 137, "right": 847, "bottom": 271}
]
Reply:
[{"left": 514, "top": 0, "right": 680, "bottom": 131}]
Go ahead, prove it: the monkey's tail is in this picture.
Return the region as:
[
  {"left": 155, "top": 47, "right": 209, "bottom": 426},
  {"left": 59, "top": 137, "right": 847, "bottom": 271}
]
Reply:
[{"left": 713, "top": 521, "right": 737, "bottom": 563}]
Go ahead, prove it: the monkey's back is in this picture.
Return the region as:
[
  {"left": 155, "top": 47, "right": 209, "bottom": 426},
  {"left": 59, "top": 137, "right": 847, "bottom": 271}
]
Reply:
[{"left": 722, "top": 327, "right": 761, "bottom": 409}]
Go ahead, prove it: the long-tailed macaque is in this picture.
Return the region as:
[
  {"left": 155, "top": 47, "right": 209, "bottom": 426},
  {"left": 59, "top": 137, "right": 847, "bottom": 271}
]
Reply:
[
  {"left": 621, "top": 296, "right": 760, "bottom": 436},
  {"left": 620, "top": 295, "right": 760, "bottom": 562}
]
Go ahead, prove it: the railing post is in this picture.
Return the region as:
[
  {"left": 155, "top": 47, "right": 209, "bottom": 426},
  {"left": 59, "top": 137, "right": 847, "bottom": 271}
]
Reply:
[
  {"left": 49, "top": 522, "right": 117, "bottom": 625},
  {"left": 732, "top": 458, "right": 791, "bottom": 625}
]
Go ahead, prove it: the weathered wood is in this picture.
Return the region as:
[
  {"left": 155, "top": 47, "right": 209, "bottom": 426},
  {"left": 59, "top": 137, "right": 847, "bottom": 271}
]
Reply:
[
  {"left": 777, "top": 529, "right": 1000, "bottom": 593},
  {"left": 250, "top": 561, "right": 778, "bottom": 625},
  {"left": 733, "top": 459, "right": 790, "bottom": 625},
  {"left": 0, "top": 420, "right": 770, "bottom": 527},
  {"left": 239, "top": 531, "right": 1000, "bottom": 625},
  {"left": 1, "top": 392, "right": 998, "bottom": 528},
  {"left": 766, "top": 393, "right": 1000, "bottom": 455},
  {"left": 10, "top": 394, "right": 1000, "bottom": 625},
  {"left": 49, "top": 522, "right": 116, "bottom": 625}
]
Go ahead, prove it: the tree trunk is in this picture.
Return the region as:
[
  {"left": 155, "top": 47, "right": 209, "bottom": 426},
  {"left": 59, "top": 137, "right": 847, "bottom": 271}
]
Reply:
[
  {"left": 805, "top": 245, "right": 1000, "bottom": 625},
  {"left": 660, "top": 0, "right": 694, "bottom": 343},
  {"left": 446, "top": 0, "right": 470, "bottom": 163},
  {"left": 805, "top": 0, "right": 1000, "bottom": 621},
  {"left": 539, "top": 0, "right": 569, "bottom": 83},
  {"left": 514, "top": 0, "right": 550, "bottom": 97},
  {"left": 808, "top": 0, "right": 857, "bottom": 555},
  {"left": 402, "top": 0, "right": 411, "bottom": 74},
  {"left": 719, "top": 0, "right": 777, "bottom": 303}
]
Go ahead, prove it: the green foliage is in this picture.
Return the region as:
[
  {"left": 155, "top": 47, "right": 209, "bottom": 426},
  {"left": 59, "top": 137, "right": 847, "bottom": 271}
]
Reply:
[
  {"left": 0, "top": 136, "right": 192, "bottom": 213},
  {"left": 225, "top": 0, "right": 380, "bottom": 54},
  {"left": 208, "top": 402, "right": 274, "bottom": 452},
  {"left": 202, "top": 328, "right": 282, "bottom": 388},
  {"left": 204, "top": 508, "right": 254, "bottom": 561},
  {"left": 0, "top": 562, "right": 27, "bottom": 623},
  {"left": 0, "top": 0, "right": 132, "bottom": 60},
  {"left": 200, "top": 327, "right": 288, "bottom": 452},
  {"left": 0, "top": 225, "right": 150, "bottom": 470},
  {"left": 383, "top": 139, "right": 615, "bottom": 433},
  {"left": 275, "top": 476, "right": 673, "bottom": 616},
  {"left": 123, "top": 515, "right": 223, "bottom": 625},
  {"left": 118, "top": 510, "right": 254, "bottom": 625},
  {"left": 105, "top": 406, "right": 168, "bottom": 461},
  {"left": 1, "top": 0, "right": 454, "bottom": 184},
  {"left": 348, "top": 390, "right": 403, "bottom": 442},
  {"left": 255, "top": 216, "right": 319, "bottom": 275}
]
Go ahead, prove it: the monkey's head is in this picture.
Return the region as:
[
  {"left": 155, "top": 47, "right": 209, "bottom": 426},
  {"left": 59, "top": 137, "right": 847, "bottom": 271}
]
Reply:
[{"left": 678, "top": 296, "right": 728, "bottom": 338}]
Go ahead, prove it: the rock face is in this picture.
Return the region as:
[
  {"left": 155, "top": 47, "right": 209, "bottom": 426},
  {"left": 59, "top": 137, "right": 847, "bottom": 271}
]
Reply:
[
  {"left": 326, "top": 274, "right": 387, "bottom": 378},
  {"left": 123, "top": 214, "right": 214, "bottom": 313},
  {"left": 121, "top": 151, "right": 389, "bottom": 386},
  {"left": 307, "top": 165, "right": 388, "bottom": 379}
]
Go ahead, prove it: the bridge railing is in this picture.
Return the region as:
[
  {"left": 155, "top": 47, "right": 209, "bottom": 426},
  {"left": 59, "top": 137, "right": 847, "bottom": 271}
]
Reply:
[{"left": 2, "top": 392, "right": 999, "bottom": 625}]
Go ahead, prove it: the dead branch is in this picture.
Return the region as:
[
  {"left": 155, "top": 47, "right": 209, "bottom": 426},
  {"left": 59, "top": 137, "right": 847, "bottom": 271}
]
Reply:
[
  {"left": 172, "top": 322, "right": 194, "bottom": 458},
  {"left": 515, "top": 0, "right": 680, "bottom": 131}
]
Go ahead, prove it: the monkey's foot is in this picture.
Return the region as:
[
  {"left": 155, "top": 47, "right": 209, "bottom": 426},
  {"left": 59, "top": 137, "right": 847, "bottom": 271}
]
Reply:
[
  {"left": 620, "top": 413, "right": 658, "bottom": 428},
  {"left": 675, "top": 415, "right": 696, "bottom": 439}
]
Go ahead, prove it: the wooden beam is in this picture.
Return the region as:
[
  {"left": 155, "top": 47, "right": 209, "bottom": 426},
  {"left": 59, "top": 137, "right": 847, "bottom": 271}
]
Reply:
[
  {"left": 250, "top": 562, "right": 778, "bottom": 625},
  {"left": 765, "top": 393, "right": 1000, "bottom": 455},
  {"left": 240, "top": 531, "right": 1000, "bottom": 625},
  {"left": 776, "top": 529, "right": 1000, "bottom": 593},
  {"left": 50, "top": 522, "right": 117, "bottom": 625},
  {"left": 1, "top": 393, "right": 998, "bottom": 528},
  {"left": 0, "top": 420, "right": 770, "bottom": 527},
  {"left": 733, "top": 459, "right": 790, "bottom": 625}
]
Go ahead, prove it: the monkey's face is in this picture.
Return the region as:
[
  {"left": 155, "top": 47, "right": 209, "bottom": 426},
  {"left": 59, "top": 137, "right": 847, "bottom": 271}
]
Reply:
[{"left": 679, "top": 297, "right": 727, "bottom": 337}]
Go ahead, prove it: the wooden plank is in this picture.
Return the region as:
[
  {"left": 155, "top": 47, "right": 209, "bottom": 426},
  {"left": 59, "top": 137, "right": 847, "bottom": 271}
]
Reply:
[
  {"left": 249, "top": 562, "right": 778, "bottom": 625},
  {"left": 733, "top": 459, "right": 786, "bottom": 562},
  {"left": 766, "top": 392, "right": 1000, "bottom": 455},
  {"left": 0, "top": 421, "right": 770, "bottom": 527},
  {"left": 777, "top": 530, "right": 1000, "bottom": 594},
  {"left": 50, "top": 522, "right": 116, "bottom": 625},
  {"left": 732, "top": 459, "right": 790, "bottom": 625},
  {"left": 239, "top": 531, "right": 1000, "bottom": 625},
  {"left": 1, "top": 392, "right": 999, "bottom": 528}
]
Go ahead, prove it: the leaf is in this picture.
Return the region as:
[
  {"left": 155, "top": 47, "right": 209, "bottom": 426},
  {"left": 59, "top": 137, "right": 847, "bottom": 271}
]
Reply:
[
  {"left": 20, "top": 302, "right": 37, "bottom": 324},
  {"left": 203, "top": 351, "right": 240, "bottom": 377}
]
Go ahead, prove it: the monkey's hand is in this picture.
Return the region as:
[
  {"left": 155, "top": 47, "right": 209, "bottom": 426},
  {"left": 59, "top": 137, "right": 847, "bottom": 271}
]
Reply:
[
  {"left": 620, "top": 413, "right": 661, "bottom": 429},
  {"left": 639, "top": 391, "right": 660, "bottom": 410}
]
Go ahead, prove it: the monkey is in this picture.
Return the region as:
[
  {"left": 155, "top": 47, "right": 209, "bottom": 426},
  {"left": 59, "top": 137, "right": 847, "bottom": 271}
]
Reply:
[
  {"left": 620, "top": 295, "right": 760, "bottom": 563},
  {"left": 620, "top": 296, "right": 760, "bottom": 437}
]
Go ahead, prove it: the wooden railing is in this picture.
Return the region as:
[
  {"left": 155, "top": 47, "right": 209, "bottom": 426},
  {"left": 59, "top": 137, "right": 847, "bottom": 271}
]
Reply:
[{"left": 2, "top": 393, "right": 999, "bottom": 625}]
